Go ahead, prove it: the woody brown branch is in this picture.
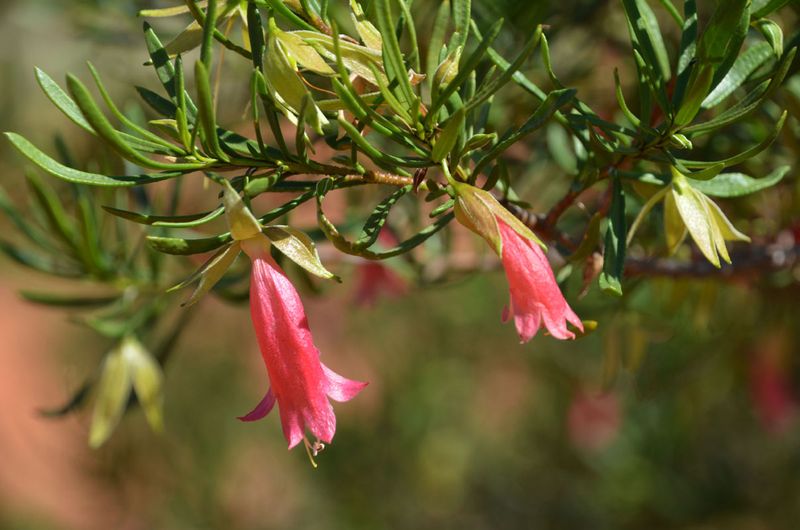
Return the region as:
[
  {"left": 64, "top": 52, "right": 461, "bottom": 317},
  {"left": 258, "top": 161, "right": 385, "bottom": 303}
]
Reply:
[{"left": 625, "top": 241, "right": 800, "bottom": 279}]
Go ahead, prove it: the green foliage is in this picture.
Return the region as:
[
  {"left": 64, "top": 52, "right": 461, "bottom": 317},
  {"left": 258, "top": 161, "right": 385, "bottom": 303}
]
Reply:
[{"left": 1, "top": 0, "right": 797, "bottom": 463}]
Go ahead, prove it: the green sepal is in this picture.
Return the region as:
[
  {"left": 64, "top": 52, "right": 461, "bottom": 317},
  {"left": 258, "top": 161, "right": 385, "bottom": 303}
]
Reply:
[
  {"left": 452, "top": 181, "right": 544, "bottom": 257},
  {"left": 264, "top": 226, "right": 339, "bottom": 281},
  {"left": 169, "top": 242, "right": 241, "bottom": 306},
  {"left": 222, "top": 179, "right": 263, "bottom": 241}
]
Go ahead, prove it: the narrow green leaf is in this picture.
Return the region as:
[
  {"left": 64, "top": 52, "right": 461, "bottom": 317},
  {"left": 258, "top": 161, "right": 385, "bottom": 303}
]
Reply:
[
  {"left": 374, "top": 0, "right": 417, "bottom": 112},
  {"left": 599, "top": 178, "right": 627, "bottom": 296},
  {"left": 25, "top": 173, "right": 78, "bottom": 251},
  {"left": 450, "top": 0, "right": 471, "bottom": 53},
  {"left": 201, "top": 0, "right": 218, "bottom": 67},
  {"left": 39, "top": 382, "right": 93, "bottom": 417},
  {"left": 34, "top": 69, "right": 173, "bottom": 154},
  {"left": 622, "top": 0, "right": 671, "bottom": 81},
  {"left": 20, "top": 291, "right": 118, "bottom": 308},
  {"left": 147, "top": 233, "right": 231, "bottom": 255},
  {"left": 755, "top": 19, "right": 784, "bottom": 58},
  {"left": 194, "top": 60, "right": 230, "bottom": 161},
  {"left": 75, "top": 189, "right": 108, "bottom": 276},
  {"left": 466, "top": 26, "right": 542, "bottom": 114},
  {"left": 426, "top": 0, "right": 450, "bottom": 84},
  {"left": 614, "top": 69, "right": 641, "bottom": 127},
  {"left": 427, "top": 18, "right": 503, "bottom": 126},
  {"left": 473, "top": 88, "right": 575, "bottom": 177},
  {"left": 247, "top": 2, "right": 266, "bottom": 71},
  {"left": 35, "top": 68, "right": 93, "bottom": 133},
  {"left": 394, "top": 0, "right": 420, "bottom": 73},
  {"left": 337, "top": 117, "right": 426, "bottom": 171},
  {"left": 672, "top": 0, "right": 697, "bottom": 107},
  {"left": 702, "top": 42, "right": 774, "bottom": 108},
  {"left": 432, "top": 108, "right": 465, "bottom": 163},
  {"left": 688, "top": 166, "right": 789, "bottom": 197},
  {"left": 102, "top": 205, "right": 222, "bottom": 227},
  {"left": 473, "top": 20, "right": 548, "bottom": 103},
  {"left": 143, "top": 22, "right": 198, "bottom": 117},
  {"left": 686, "top": 47, "right": 796, "bottom": 134},
  {"left": 316, "top": 177, "right": 453, "bottom": 259},
  {"left": 254, "top": 0, "right": 317, "bottom": 31},
  {"left": 697, "top": 0, "right": 749, "bottom": 64},
  {"left": 349, "top": 0, "right": 382, "bottom": 51},
  {"left": 140, "top": 4, "right": 203, "bottom": 17},
  {"left": 86, "top": 63, "right": 183, "bottom": 154},
  {"left": 0, "top": 186, "right": 54, "bottom": 251},
  {"left": 0, "top": 240, "right": 82, "bottom": 277},
  {"left": 5, "top": 133, "right": 181, "bottom": 187},
  {"left": 686, "top": 162, "right": 725, "bottom": 181},
  {"left": 355, "top": 186, "right": 411, "bottom": 249},
  {"left": 678, "top": 110, "right": 787, "bottom": 168},
  {"left": 66, "top": 74, "right": 208, "bottom": 170},
  {"left": 752, "top": 0, "right": 790, "bottom": 18}
]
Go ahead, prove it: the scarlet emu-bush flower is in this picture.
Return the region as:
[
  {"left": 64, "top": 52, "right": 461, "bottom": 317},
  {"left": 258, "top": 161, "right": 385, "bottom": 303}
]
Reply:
[
  {"left": 213, "top": 182, "right": 367, "bottom": 450},
  {"left": 239, "top": 238, "right": 367, "bottom": 449},
  {"left": 453, "top": 182, "right": 583, "bottom": 342}
]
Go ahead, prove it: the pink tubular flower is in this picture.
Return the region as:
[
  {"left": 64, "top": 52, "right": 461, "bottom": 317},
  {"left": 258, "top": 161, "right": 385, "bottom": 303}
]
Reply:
[
  {"left": 749, "top": 338, "right": 796, "bottom": 435},
  {"left": 498, "top": 219, "right": 583, "bottom": 342},
  {"left": 353, "top": 262, "right": 407, "bottom": 306},
  {"left": 238, "top": 238, "right": 367, "bottom": 449},
  {"left": 453, "top": 182, "right": 582, "bottom": 342},
  {"left": 353, "top": 229, "right": 407, "bottom": 306},
  {"left": 567, "top": 389, "right": 621, "bottom": 452}
]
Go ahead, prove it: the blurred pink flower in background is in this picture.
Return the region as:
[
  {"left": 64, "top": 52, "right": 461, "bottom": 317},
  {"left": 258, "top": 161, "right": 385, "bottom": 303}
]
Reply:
[
  {"left": 567, "top": 389, "right": 621, "bottom": 452},
  {"left": 353, "top": 230, "right": 407, "bottom": 307},
  {"left": 497, "top": 219, "right": 583, "bottom": 342},
  {"left": 749, "top": 335, "right": 796, "bottom": 434},
  {"left": 238, "top": 238, "right": 367, "bottom": 450}
]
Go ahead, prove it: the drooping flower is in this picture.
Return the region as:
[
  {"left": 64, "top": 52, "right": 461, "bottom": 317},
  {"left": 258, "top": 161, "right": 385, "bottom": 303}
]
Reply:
[
  {"left": 238, "top": 237, "right": 367, "bottom": 449},
  {"left": 497, "top": 218, "right": 584, "bottom": 341},
  {"left": 353, "top": 261, "right": 407, "bottom": 306},
  {"left": 567, "top": 389, "right": 621, "bottom": 452},
  {"left": 174, "top": 180, "right": 367, "bottom": 451},
  {"left": 453, "top": 182, "right": 583, "bottom": 342},
  {"left": 665, "top": 169, "right": 750, "bottom": 268},
  {"left": 353, "top": 230, "right": 407, "bottom": 306},
  {"left": 749, "top": 335, "right": 796, "bottom": 435}
]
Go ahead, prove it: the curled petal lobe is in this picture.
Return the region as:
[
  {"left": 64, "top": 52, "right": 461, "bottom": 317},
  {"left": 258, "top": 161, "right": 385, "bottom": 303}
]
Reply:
[
  {"left": 238, "top": 388, "right": 276, "bottom": 422},
  {"left": 323, "top": 363, "right": 369, "bottom": 402},
  {"left": 498, "top": 219, "right": 583, "bottom": 342}
]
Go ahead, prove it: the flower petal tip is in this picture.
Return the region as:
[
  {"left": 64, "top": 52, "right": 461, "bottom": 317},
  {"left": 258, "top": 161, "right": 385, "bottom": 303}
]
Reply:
[
  {"left": 237, "top": 388, "right": 276, "bottom": 422},
  {"left": 323, "top": 363, "right": 368, "bottom": 402}
]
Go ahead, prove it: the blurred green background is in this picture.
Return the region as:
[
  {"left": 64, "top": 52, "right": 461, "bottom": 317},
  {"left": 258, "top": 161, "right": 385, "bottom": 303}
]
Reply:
[{"left": 1, "top": 1, "right": 799, "bottom": 529}]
